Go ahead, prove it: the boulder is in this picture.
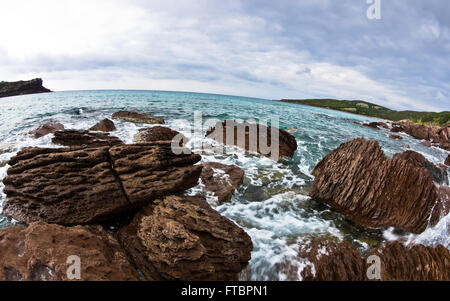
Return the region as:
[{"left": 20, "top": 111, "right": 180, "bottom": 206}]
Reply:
[
  {"left": 133, "top": 126, "right": 184, "bottom": 144},
  {"left": 118, "top": 195, "right": 253, "bottom": 281},
  {"left": 394, "top": 150, "right": 448, "bottom": 185},
  {"left": 2, "top": 142, "right": 203, "bottom": 225},
  {"left": 0, "top": 78, "right": 51, "bottom": 98},
  {"left": 112, "top": 110, "right": 164, "bottom": 124},
  {"left": 52, "top": 130, "right": 123, "bottom": 147},
  {"left": 297, "top": 239, "right": 365, "bottom": 281},
  {"left": 0, "top": 222, "right": 139, "bottom": 281},
  {"left": 388, "top": 134, "right": 403, "bottom": 140},
  {"left": 29, "top": 122, "right": 65, "bottom": 138},
  {"left": 445, "top": 154, "right": 450, "bottom": 166},
  {"left": 89, "top": 118, "right": 116, "bottom": 132},
  {"left": 310, "top": 138, "right": 441, "bottom": 234},
  {"left": 200, "top": 162, "right": 244, "bottom": 204},
  {"left": 362, "top": 122, "right": 380, "bottom": 130},
  {"left": 367, "top": 242, "right": 450, "bottom": 281},
  {"left": 206, "top": 120, "right": 297, "bottom": 160}
]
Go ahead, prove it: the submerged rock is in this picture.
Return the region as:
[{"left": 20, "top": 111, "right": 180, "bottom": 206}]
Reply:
[
  {"left": 310, "top": 138, "right": 441, "bottom": 234},
  {"left": 133, "top": 126, "right": 184, "bottom": 144},
  {"left": 29, "top": 122, "right": 65, "bottom": 138},
  {"left": 394, "top": 150, "right": 448, "bottom": 185},
  {"left": 0, "top": 78, "right": 51, "bottom": 98},
  {"left": 89, "top": 118, "right": 116, "bottom": 132},
  {"left": 388, "top": 134, "right": 403, "bottom": 140},
  {"left": 297, "top": 239, "right": 365, "bottom": 281},
  {"left": 112, "top": 110, "right": 165, "bottom": 124},
  {"left": 0, "top": 222, "right": 139, "bottom": 281},
  {"left": 206, "top": 120, "right": 297, "bottom": 160},
  {"left": 2, "top": 142, "right": 202, "bottom": 225},
  {"left": 52, "top": 130, "right": 123, "bottom": 147},
  {"left": 367, "top": 242, "right": 450, "bottom": 281},
  {"left": 118, "top": 195, "right": 253, "bottom": 281},
  {"left": 200, "top": 162, "right": 244, "bottom": 204}
]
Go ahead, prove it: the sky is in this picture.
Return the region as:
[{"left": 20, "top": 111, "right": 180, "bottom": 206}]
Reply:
[{"left": 0, "top": 0, "right": 449, "bottom": 111}]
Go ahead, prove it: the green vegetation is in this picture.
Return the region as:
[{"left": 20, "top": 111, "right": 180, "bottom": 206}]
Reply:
[{"left": 281, "top": 99, "right": 450, "bottom": 127}]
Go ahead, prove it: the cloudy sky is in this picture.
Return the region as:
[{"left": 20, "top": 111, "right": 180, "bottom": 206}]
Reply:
[{"left": 0, "top": 0, "right": 449, "bottom": 111}]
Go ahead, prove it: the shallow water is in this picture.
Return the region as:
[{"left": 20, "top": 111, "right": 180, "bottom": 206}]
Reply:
[{"left": 0, "top": 90, "right": 448, "bottom": 280}]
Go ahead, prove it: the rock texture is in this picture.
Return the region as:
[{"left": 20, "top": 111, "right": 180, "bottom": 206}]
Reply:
[
  {"left": 119, "top": 195, "right": 252, "bottom": 281},
  {"left": 133, "top": 126, "right": 184, "bottom": 144},
  {"left": 310, "top": 138, "right": 442, "bottom": 234},
  {"left": 394, "top": 150, "right": 448, "bottom": 185},
  {"left": 392, "top": 122, "right": 450, "bottom": 151},
  {"left": 367, "top": 242, "right": 450, "bottom": 281},
  {"left": 437, "top": 186, "right": 450, "bottom": 216},
  {"left": 89, "top": 118, "right": 116, "bottom": 132},
  {"left": 29, "top": 122, "right": 65, "bottom": 138},
  {"left": 0, "top": 78, "right": 51, "bottom": 98},
  {"left": 445, "top": 154, "right": 450, "bottom": 166},
  {"left": 200, "top": 162, "right": 244, "bottom": 204},
  {"left": 0, "top": 222, "right": 139, "bottom": 281},
  {"left": 2, "top": 142, "right": 202, "bottom": 225},
  {"left": 297, "top": 239, "right": 366, "bottom": 281},
  {"left": 112, "top": 110, "right": 164, "bottom": 124},
  {"left": 52, "top": 130, "right": 123, "bottom": 147},
  {"left": 388, "top": 134, "right": 403, "bottom": 140},
  {"left": 206, "top": 120, "right": 297, "bottom": 160}
]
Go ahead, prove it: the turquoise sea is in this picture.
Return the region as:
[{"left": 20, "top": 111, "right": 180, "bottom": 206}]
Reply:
[{"left": 0, "top": 90, "right": 449, "bottom": 280}]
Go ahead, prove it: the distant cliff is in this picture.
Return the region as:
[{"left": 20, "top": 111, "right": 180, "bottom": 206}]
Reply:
[{"left": 0, "top": 78, "right": 52, "bottom": 98}]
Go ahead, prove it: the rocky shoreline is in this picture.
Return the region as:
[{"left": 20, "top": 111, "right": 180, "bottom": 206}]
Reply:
[
  {"left": 0, "top": 78, "right": 52, "bottom": 98},
  {"left": 0, "top": 110, "right": 449, "bottom": 281}
]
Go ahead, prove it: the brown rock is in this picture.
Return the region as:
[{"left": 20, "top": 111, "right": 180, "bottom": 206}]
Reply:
[
  {"left": 89, "top": 118, "right": 116, "bottom": 132},
  {"left": 200, "top": 162, "right": 244, "bottom": 204},
  {"left": 2, "top": 147, "right": 131, "bottom": 225},
  {"left": 108, "top": 142, "right": 202, "bottom": 208},
  {"left": 362, "top": 122, "right": 381, "bottom": 130},
  {"left": 394, "top": 150, "right": 448, "bottom": 185},
  {"left": 52, "top": 130, "right": 123, "bottom": 147},
  {"left": 3, "top": 142, "right": 203, "bottom": 225},
  {"left": 133, "top": 126, "right": 184, "bottom": 144},
  {"left": 388, "top": 134, "right": 403, "bottom": 140},
  {"left": 29, "top": 122, "right": 65, "bottom": 138},
  {"left": 0, "top": 222, "right": 139, "bottom": 281},
  {"left": 445, "top": 154, "right": 450, "bottom": 166},
  {"left": 437, "top": 186, "right": 450, "bottom": 216},
  {"left": 118, "top": 195, "right": 253, "bottom": 281},
  {"left": 297, "top": 239, "right": 365, "bottom": 281},
  {"left": 367, "top": 242, "right": 450, "bottom": 281},
  {"left": 421, "top": 141, "right": 432, "bottom": 147},
  {"left": 310, "top": 138, "right": 441, "bottom": 234},
  {"left": 206, "top": 120, "right": 297, "bottom": 160},
  {"left": 112, "top": 110, "right": 164, "bottom": 124}
]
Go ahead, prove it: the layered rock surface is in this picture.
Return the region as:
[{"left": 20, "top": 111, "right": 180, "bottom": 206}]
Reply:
[
  {"left": 392, "top": 121, "right": 450, "bottom": 151},
  {"left": 0, "top": 222, "right": 139, "bottom": 281},
  {"left": 310, "top": 138, "right": 442, "bottom": 234},
  {"left": 206, "top": 120, "right": 297, "bottom": 160},
  {"left": 133, "top": 126, "right": 184, "bottom": 143},
  {"left": 52, "top": 130, "right": 123, "bottom": 147},
  {"left": 112, "top": 110, "right": 165, "bottom": 124},
  {"left": 200, "top": 162, "right": 244, "bottom": 204},
  {"left": 2, "top": 142, "right": 202, "bottom": 225},
  {"left": 119, "top": 195, "right": 253, "bottom": 281}
]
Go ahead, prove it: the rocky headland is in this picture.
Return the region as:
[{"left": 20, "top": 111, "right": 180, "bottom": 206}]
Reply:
[{"left": 0, "top": 78, "right": 52, "bottom": 98}]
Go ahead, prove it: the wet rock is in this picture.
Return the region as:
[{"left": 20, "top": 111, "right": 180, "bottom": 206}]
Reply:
[
  {"left": 367, "top": 242, "right": 450, "bottom": 281},
  {"left": 112, "top": 110, "right": 165, "bottom": 124},
  {"left": 0, "top": 222, "right": 139, "bottom": 281},
  {"left": 3, "top": 142, "right": 203, "bottom": 225},
  {"left": 437, "top": 186, "right": 450, "bottom": 216},
  {"left": 388, "top": 134, "right": 403, "bottom": 140},
  {"left": 108, "top": 142, "right": 202, "bottom": 208},
  {"left": 118, "top": 195, "right": 253, "bottom": 281},
  {"left": 133, "top": 126, "right": 184, "bottom": 144},
  {"left": 0, "top": 78, "right": 51, "bottom": 98},
  {"left": 200, "top": 162, "right": 244, "bottom": 204},
  {"left": 243, "top": 184, "right": 268, "bottom": 202},
  {"left": 421, "top": 141, "right": 432, "bottom": 147},
  {"left": 310, "top": 138, "right": 442, "bottom": 234},
  {"left": 362, "top": 122, "right": 380, "bottom": 130},
  {"left": 394, "top": 150, "right": 448, "bottom": 185},
  {"left": 445, "top": 154, "right": 450, "bottom": 166},
  {"left": 297, "top": 239, "right": 365, "bottom": 281},
  {"left": 89, "top": 118, "right": 116, "bottom": 132},
  {"left": 51, "top": 129, "right": 122, "bottom": 147},
  {"left": 206, "top": 120, "right": 297, "bottom": 160},
  {"left": 52, "top": 130, "right": 123, "bottom": 147},
  {"left": 29, "top": 122, "right": 65, "bottom": 138}
]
